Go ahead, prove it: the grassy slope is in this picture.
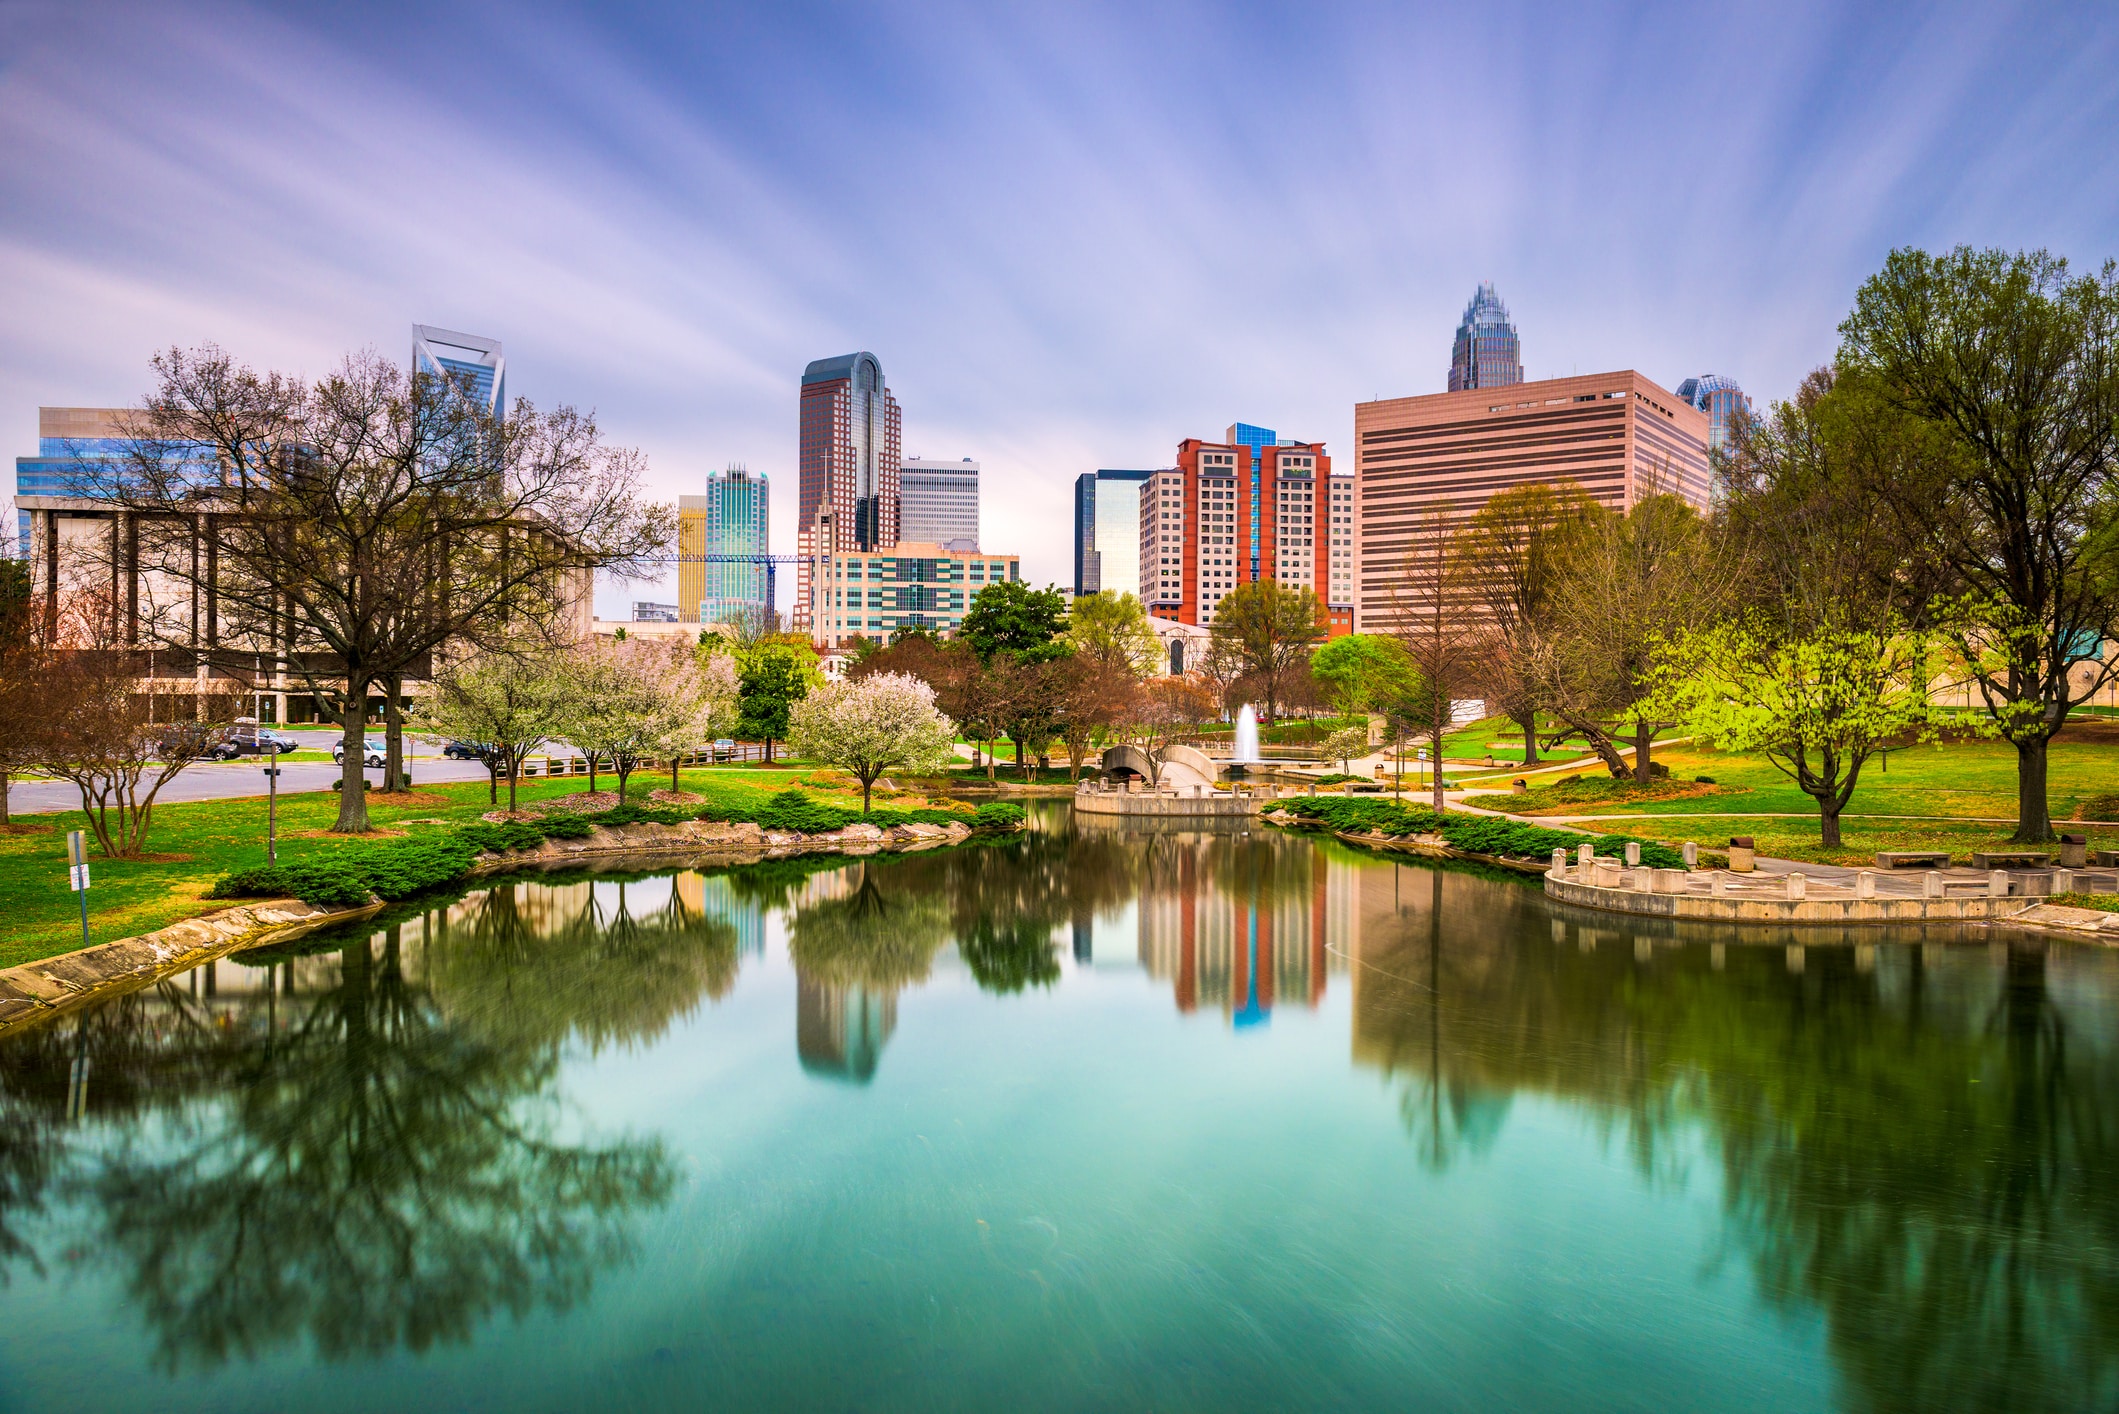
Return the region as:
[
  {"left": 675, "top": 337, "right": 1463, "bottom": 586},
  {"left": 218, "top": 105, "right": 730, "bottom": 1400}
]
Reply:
[
  {"left": 0, "top": 766, "right": 859, "bottom": 968},
  {"left": 1462, "top": 739, "right": 2119, "bottom": 865}
]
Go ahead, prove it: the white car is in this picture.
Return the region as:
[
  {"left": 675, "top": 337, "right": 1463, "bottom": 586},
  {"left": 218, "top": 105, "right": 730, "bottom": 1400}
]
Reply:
[{"left": 332, "top": 738, "right": 387, "bottom": 768}]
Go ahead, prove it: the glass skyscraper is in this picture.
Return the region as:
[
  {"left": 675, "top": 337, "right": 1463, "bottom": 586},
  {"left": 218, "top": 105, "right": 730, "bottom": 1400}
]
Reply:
[
  {"left": 1447, "top": 283, "right": 1524, "bottom": 392},
  {"left": 797, "top": 352, "right": 901, "bottom": 628},
  {"left": 412, "top": 325, "right": 506, "bottom": 417},
  {"left": 681, "top": 466, "right": 772, "bottom": 628},
  {"left": 1073, "top": 468, "right": 1152, "bottom": 595},
  {"left": 1674, "top": 375, "right": 1754, "bottom": 455}
]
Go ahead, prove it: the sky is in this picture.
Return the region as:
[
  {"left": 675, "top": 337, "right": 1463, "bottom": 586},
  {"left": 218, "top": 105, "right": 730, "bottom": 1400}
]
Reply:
[{"left": 3, "top": 0, "right": 2116, "bottom": 615}]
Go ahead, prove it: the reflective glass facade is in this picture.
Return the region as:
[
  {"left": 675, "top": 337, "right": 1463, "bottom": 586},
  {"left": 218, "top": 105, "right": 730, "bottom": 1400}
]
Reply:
[
  {"left": 1073, "top": 468, "right": 1152, "bottom": 595},
  {"left": 680, "top": 467, "right": 772, "bottom": 627},
  {"left": 1447, "top": 283, "right": 1524, "bottom": 392}
]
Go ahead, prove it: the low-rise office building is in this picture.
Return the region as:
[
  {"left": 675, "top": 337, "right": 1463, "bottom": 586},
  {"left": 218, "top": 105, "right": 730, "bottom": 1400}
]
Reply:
[{"left": 803, "top": 507, "right": 1020, "bottom": 649}]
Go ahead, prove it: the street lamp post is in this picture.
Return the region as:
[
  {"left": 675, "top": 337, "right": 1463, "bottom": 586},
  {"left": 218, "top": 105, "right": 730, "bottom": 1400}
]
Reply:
[{"left": 263, "top": 761, "right": 280, "bottom": 863}]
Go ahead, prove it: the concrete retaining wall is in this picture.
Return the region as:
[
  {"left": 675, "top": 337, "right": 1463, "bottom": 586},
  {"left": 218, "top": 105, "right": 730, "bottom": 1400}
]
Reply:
[
  {"left": 1074, "top": 788, "right": 1262, "bottom": 817},
  {"left": 1543, "top": 872, "right": 2031, "bottom": 926}
]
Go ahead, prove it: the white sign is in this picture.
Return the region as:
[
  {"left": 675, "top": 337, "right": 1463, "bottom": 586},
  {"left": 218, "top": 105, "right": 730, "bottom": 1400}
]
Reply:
[{"left": 68, "top": 864, "right": 90, "bottom": 892}]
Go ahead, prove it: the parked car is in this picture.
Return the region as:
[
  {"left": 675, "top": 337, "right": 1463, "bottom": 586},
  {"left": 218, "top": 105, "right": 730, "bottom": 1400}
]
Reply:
[
  {"left": 441, "top": 740, "right": 490, "bottom": 760},
  {"left": 209, "top": 718, "right": 298, "bottom": 759},
  {"left": 332, "top": 738, "right": 388, "bottom": 768},
  {"left": 713, "top": 738, "right": 736, "bottom": 761}
]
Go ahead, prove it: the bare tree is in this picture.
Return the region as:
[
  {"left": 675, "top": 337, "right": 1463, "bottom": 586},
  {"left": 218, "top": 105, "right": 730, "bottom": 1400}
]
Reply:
[
  {"left": 34, "top": 592, "right": 241, "bottom": 858},
  {"left": 1532, "top": 493, "right": 1727, "bottom": 781},
  {"left": 1387, "top": 507, "right": 1485, "bottom": 810},
  {"left": 81, "top": 346, "right": 672, "bottom": 834},
  {"left": 1452, "top": 483, "right": 1601, "bottom": 766}
]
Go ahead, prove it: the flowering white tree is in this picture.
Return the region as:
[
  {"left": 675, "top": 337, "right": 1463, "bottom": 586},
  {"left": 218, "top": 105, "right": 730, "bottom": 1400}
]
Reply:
[
  {"left": 560, "top": 637, "right": 735, "bottom": 801},
  {"left": 786, "top": 671, "right": 957, "bottom": 813},
  {"left": 416, "top": 638, "right": 570, "bottom": 810}
]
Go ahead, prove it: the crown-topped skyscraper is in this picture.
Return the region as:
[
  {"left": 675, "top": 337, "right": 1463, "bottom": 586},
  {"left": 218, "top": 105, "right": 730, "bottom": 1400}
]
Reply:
[{"left": 1446, "top": 283, "right": 1524, "bottom": 392}]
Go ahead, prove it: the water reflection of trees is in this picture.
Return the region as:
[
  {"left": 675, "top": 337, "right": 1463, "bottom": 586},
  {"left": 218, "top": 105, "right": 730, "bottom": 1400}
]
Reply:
[
  {"left": 428, "top": 877, "right": 741, "bottom": 1053},
  {"left": 0, "top": 888, "right": 717, "bottom": 1370},
  {"left": 1352, "top": 864, "right": 2119, "bottom": 1412}
]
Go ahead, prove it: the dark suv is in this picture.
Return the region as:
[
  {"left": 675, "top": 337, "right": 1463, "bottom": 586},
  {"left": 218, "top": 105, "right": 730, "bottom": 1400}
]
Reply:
[{"left": 441, "top": 740, "right": 490, "bottom": 760}]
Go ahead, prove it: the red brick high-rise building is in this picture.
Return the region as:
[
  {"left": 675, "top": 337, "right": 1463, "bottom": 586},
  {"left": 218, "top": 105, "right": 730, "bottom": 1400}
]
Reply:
[
  {"left": 1139, "top": 424, "right": 1353, "bottom": 637},
  {"left": 796, "top": 352, "right": 900, "bottom": 629}
]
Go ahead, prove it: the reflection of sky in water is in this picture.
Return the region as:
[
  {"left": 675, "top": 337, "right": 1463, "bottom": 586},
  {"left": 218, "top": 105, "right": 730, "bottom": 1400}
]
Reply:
[{"left": 1, "top": 823, "right": 2115, "bottom": 1413}]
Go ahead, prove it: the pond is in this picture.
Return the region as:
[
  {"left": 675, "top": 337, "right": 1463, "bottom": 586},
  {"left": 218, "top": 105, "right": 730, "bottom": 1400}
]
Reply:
[{"left": 1, "top": 803, "right": 2114, "bottom": 1412}]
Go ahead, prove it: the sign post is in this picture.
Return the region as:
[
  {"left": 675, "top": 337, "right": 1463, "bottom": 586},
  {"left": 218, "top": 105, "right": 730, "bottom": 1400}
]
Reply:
[{"left": 65, "top": 829, "right": 90, "bottom": 952}]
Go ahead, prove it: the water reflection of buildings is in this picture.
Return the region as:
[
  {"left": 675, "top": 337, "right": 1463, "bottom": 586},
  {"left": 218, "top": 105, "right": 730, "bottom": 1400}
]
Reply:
[
  {"left": 1137, "top": 836, "right": 1355, "bottom": 1024},
  {"left": 796, "top": 980, "right": 897, "bottom": 1083}
]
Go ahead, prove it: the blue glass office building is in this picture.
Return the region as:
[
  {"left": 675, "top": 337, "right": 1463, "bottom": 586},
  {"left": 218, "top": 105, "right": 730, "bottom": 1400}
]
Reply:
[
  {"left": 1073, "top": 468, "right": 1153, "bottom": 595},
  {"left": 682, "top": 466, "right": 772, "bottom": 628},
  {"left": 1674, "top": 374, "right": 1754, "bottom": 455},
  {"left": 413, "top": 325, "right": 506, "bottom": 418}
]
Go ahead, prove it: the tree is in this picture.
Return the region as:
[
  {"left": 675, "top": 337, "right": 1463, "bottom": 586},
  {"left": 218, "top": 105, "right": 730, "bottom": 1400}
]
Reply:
[
  {"left": 1324, "top": 726, "right": 1368, "bottom": 774},
  {"left": 1387, "top": 508, "right": 1485, "bottom": 809},
  {"left": 86, "top": 345, "right": 670, "bottom": 835},
  {"left": 786, "top": 671, "right": 958, "bottom": 813},
  {"left": 735, "top": 642, "right": 821, "bottom": 763},
  {"left": 1452, "top": 483, "right": 1603, "bottom": 765},
  {"left": 961, "top": 581, "right": 1070, "bottom": 664},
  {"left": 1067, "top": 591, "right": 1162, "bottom": 679},
  {"left": 654, "top": 648, "right": 739, "bottom": 793},
  {"left": 1660, "top": 367, "right": 1960, "bottom": 845},
  {"left": 1309, "top": 634, "right": 1416, "bottom": 726},
  {"left": 1206, "top": 581, "right": 1325, "bottom": 724},
  {"left": 1048, "top": 655, "right": 1131, "bottom": 780},
  {"left": 0, "top": 560, "right": 41, "bottom": 826},
  {"left": 416, "top": 640, "right": 569, "bottom": 811},
  {"left": 1838, "top": 246, "right": 2119, "bottom": 842},
  {"left": 557, "top": 637, "right": 712, "bottom": 802},
  {"left": 33, "top": 592, "right": 241, "bottom": 858},
  {"left": 1532, "top": 494, "right": 1725, "bottom": 782}
]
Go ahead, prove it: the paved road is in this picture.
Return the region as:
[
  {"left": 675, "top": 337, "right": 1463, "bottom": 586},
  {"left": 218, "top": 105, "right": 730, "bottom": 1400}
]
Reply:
[{"left": 7, "top": 728, "right": 496, "bottom": 815}]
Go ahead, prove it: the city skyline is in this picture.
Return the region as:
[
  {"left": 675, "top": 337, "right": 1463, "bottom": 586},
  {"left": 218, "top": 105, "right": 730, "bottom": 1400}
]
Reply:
[{"left": 3, "top": 4, "right": 2115, "bottom": 613}]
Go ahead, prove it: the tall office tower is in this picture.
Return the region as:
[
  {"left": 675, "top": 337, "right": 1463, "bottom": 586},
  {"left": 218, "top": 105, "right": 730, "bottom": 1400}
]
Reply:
[
  {"left": 412, "top": 325, "right": 506, "bottom": 417},
  {"left": 899, "top": 457, "right": 980, "bottom": 549},
  {"left": 1353, "top": 371, "right": 1710, "bottom": 635},
  {"left": 1072, "top": 468, "right": 1154, "bottom": 595},
  {"left": 1139, "top": 428, "right": 1350, "bottom": 636},
  {"left": 796, "top": 352, "right": 900, "bottom": 628},
  {"left": 1446, "top": 283, "right": 1524, "bottom": 392},
  {"left": 1674, "top": 375, "right": 1755, "bottom": 458},
  {"left": 678, "top": 465, "right": 772, "bottom": 627}
]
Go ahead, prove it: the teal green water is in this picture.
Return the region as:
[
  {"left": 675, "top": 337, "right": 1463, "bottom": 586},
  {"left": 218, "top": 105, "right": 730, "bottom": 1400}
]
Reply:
[{"left": 2, "top": 805, "right": 2115, "bottom": 1412}]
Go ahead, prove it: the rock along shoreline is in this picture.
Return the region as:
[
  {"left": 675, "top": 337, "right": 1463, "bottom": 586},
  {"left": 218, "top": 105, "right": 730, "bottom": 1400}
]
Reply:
[{"left": 0, "top": 815, "right": 1025, "bottom": 1040}]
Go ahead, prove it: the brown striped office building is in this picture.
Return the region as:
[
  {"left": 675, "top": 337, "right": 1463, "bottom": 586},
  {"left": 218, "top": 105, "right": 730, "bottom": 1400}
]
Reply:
[{"left": 1352, "top": 370, "right": 1711, "bottom": 633}]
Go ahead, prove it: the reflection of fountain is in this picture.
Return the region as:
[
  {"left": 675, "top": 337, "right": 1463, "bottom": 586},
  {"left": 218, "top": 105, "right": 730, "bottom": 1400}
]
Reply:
[
  {"left": 1232, "top": 906, "right": 1268, "bottom": 1030},
  {"left": 1226, "top": 704, "right": 1264, "bottom": 778}
]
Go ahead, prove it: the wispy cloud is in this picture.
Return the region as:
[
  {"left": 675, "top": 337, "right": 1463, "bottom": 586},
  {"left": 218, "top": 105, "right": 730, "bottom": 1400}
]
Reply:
[{"left": 4, "top": 0, "right": 2115, "bottom": 608}]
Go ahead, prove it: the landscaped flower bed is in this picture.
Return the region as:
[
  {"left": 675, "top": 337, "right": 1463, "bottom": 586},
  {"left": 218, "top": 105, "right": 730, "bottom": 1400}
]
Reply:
[{"left": 1269, "top": 797, "right": 1686, "bottom": 869}]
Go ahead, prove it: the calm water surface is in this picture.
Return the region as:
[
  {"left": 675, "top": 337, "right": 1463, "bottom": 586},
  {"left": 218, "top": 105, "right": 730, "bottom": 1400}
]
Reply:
[{"left": 1, "top": 803, "right": 2114, "bottom": 1413}]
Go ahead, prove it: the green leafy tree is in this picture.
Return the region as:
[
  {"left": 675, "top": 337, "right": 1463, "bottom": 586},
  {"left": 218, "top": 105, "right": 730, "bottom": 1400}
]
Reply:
[
  {"left": 1207, "top": 580, "right": 1325, "bottom": 724},
  {"left": 1838, "top": 246, "right": 2119, "bottom": 842},
  {"left": 1309, "top": 634, "right": 1416, "bottom": 725},
  {"left": 736, "top": 642, "right": 823, "bottom": 763},
  {"left": 1066, "top": 590, "right": 1162, "bottom": 678},
  {"left": 961, "top": 580, "right": 1071, "bottom": 664}
]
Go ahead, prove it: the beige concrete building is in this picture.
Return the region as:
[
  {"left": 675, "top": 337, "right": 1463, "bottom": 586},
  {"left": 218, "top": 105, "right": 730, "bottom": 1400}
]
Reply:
[{"left": 1353, "top": 371, "right": 1711, "bottom": 633}]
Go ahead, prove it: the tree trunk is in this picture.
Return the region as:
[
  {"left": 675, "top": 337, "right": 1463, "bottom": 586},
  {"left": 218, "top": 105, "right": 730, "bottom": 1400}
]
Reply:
[
  {"left": 333, "top": 693, "right": 371, "bottom": 833},
  {"left": 1632, "top": 719, "right": 1654, "bottom": 783},
  {"left": 861, "top": 772, "right": 873, "bottom": 814},
  {"left": 586, "top": 752, "right": 599, "bottom": 794},
  {"left": 0, "top": 769, "right": 9, "bottom": 825},
  {"left": 487, "top": 760, "right": 498, "bottom": 804},
  {"left": 616, "top": 757, "right": 633, "bottom": 801},
  {"left": 1515, "top": 710, "right": 1540, "bottom": 766},
  {"left": 1818, "top": 797, "right": 1842, "bottom": 848},
  {"left": 671, "top": 753, "right": 680, "bottom": 794},
  {"left": 2012, "top": 736, "right": 2054, "bottom": 843},
  {"left": 763, "top": 737, "right": 774, "bottom": 764},
  {"left": 383, "top": 673, "right": 404, "bottom": 792},
  {"left": 507, "top": 752, "right": 519, "bottom": 813}
]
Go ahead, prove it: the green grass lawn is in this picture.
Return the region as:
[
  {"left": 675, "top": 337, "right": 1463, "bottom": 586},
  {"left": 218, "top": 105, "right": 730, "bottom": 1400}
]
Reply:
[
  {"left": 0, "top": 765, "right": 850, "bottom": 969},
  {"left": 1461, "top": 738, "right": 2119, "bottom": 865}
]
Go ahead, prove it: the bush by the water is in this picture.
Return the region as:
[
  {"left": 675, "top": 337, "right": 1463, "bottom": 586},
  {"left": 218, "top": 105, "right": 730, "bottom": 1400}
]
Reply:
[
  {"left": 1275, "top": 797, "right": 1684, "bottom": 868},
  {"left": 207, "top": 790, "right": 1025, "bottom": 910},
  {"left": 208, "top": 834, "right": 477, "bottom": 909}
]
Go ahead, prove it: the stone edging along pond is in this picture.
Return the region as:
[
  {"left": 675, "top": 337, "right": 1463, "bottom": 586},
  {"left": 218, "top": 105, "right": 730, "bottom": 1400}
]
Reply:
[{"left": 0, "top": 813, "right": 1027, "bottom": 1040}]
